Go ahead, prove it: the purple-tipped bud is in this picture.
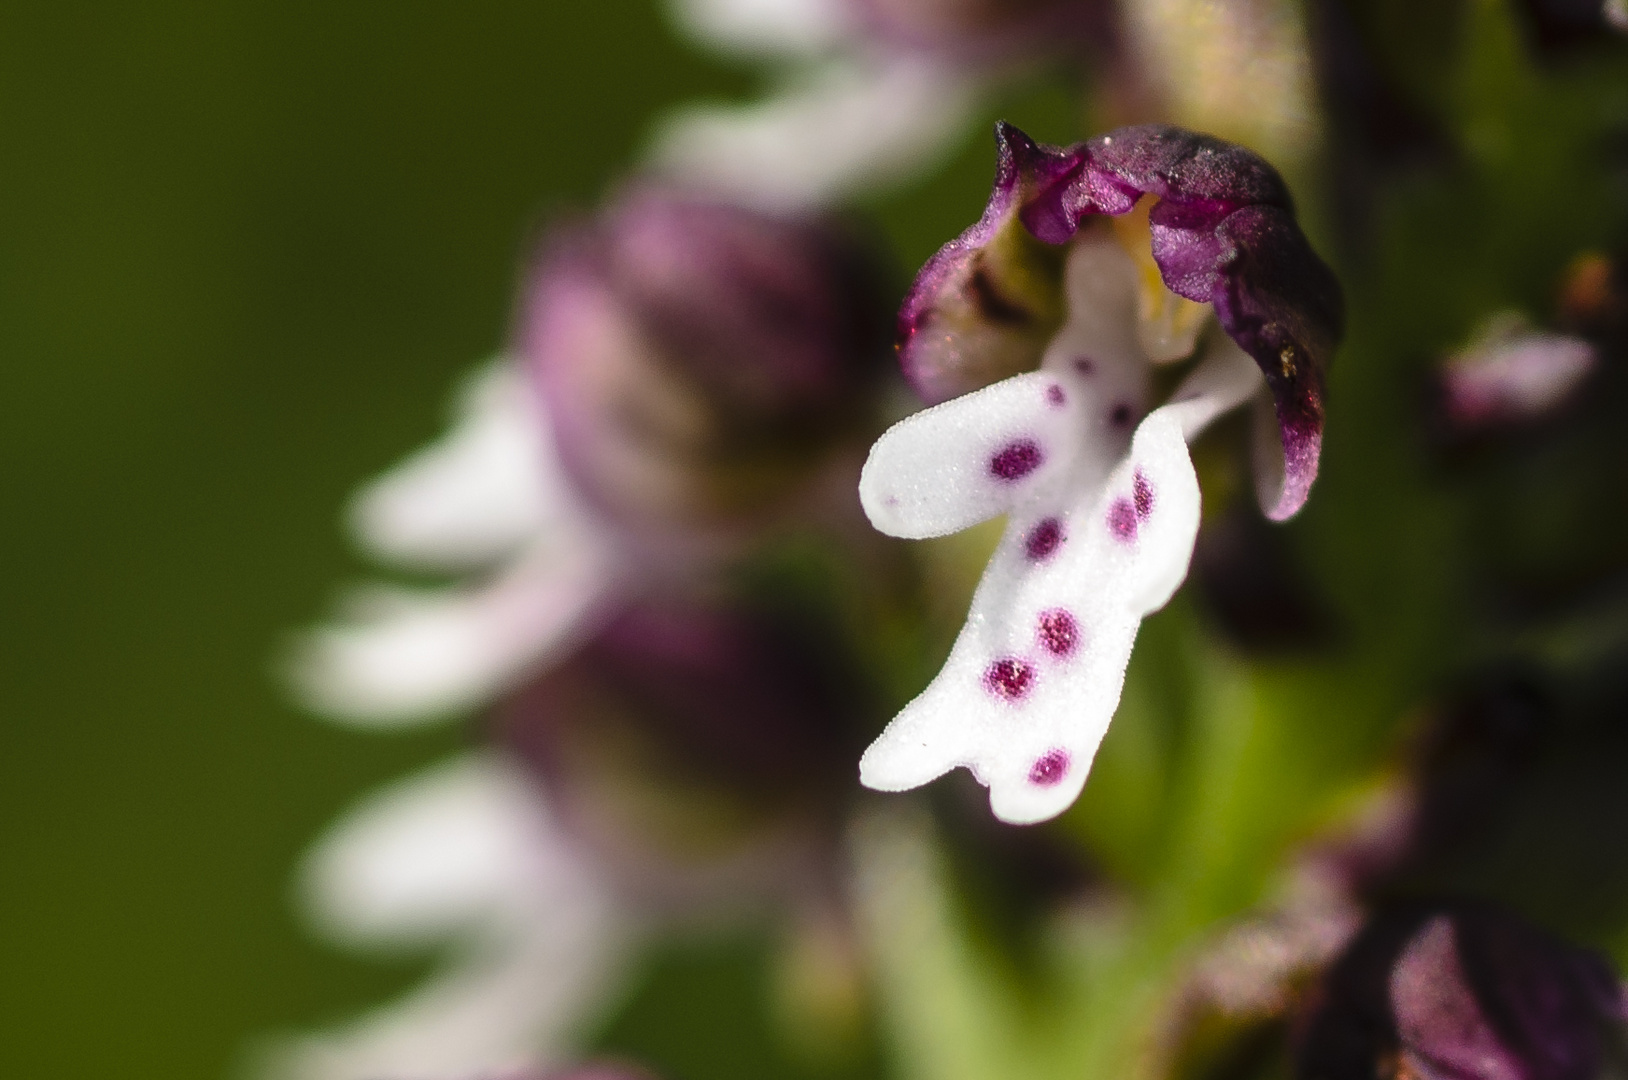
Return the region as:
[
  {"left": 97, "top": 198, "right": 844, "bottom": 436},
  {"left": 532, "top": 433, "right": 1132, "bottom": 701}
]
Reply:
[
  {"left": 520, "top": 189, "right": 892, "bottom": 536},
  {"left": 900, "top": 123, "right": 1343, "bottom": 519},
  {"left": 497, "top": 598, "right": 871, "bottom": 901},
  {"left": 1297, "top": 905, "right": 1625, "bottom": 1080}
]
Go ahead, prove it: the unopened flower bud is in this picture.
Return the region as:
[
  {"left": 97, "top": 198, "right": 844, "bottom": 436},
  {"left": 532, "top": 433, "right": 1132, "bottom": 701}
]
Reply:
[
  {"left": 520, "top": 189, "right": 893, "bottom": 541},
  {"left": 498, "top": 597, "right": 873, "bottom": 903},
  {"left": 1297, "top": 905, "right": 1624, "bottom": 1080}
]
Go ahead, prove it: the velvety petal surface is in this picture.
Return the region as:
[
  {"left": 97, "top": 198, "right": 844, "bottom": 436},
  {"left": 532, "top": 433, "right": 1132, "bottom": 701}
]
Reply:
[
  {"left": 859, "top": 403, "right": 1202, "bottom": 824},
  {"left": 859, "top": 371, "right": 1088, "bottom": 539}
]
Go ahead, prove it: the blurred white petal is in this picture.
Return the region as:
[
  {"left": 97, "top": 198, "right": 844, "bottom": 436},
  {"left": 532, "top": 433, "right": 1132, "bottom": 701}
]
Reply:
[
  {"left": 1441, "top": 319, "right": 1596, "bottom": 430},
  {"left": 667, "top": 0, "right": 854, "bottom": 56},
  {"left": 292, "top": 540, "right": 618, "bottom": 727},
  {"left": 301, "top": 754, "right": 589, "bottom": 946},
  {"left": 350, "top": 363, "right": 572, "bottom": 573},
  {"left": 272, "top": 754, "right": 636, "bottom": 1080},
  {"left": 649, "top": 57, "right": 986, "bottom": 209}
]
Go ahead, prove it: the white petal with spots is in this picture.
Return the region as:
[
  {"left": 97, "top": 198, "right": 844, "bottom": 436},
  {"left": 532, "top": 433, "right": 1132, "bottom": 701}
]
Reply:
[
  {"left": 859, "top": 371, "right": 1088, "bottom": 539},
  {"left": 859, "top": 334, "right": 1263, "bottom": 824}
]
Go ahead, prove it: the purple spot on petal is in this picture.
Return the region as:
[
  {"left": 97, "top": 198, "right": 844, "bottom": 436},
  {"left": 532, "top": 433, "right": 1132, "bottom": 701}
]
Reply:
[
  {"left": 990, "top": 439, "right": 1043, "bottom": 481},
  {"left": 1029, "top": 749, "right": 1070, "bottom": 786},
  {"left": 1074, "top": 357, "right": 1095, "bottom": 375},
  {"left": 1037, "top": 609, "right": 1079, "bottom": 656},
  {"left": 1110, "top": 403, "right": 1132, "bottom": 428},
  {"left": 984, "top": 658, "right": 1035, "bottom": 701},
  {"left": 1133, "top": 470, "right": 1154, "bottom": 520},
  {"left": 1046, "top": 383, "right": 1066, "bottom": 407},
  {"left": 1025, "top": 517, "right": 1064, "bottom": 561},
  {"left": 1108, "top": 498, "right": 1138, "bottom": 541}
]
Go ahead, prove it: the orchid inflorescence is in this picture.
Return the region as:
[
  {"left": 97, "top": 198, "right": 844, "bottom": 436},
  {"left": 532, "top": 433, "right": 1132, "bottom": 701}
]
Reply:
[{"left": 281, "top": 2, "right": 1628, "bottom": 1078}]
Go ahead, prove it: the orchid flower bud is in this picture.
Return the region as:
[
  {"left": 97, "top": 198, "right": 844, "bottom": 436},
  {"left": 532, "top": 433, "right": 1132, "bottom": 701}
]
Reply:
[
  {"left": 858, "top": 123, "right": 1342, "bottom": 823},
  {"left": 299, "top": 192, "right": 891, "bottom": 729},
  {"left": 1297, "top": 905, "right": 1625, "bottom": 1080},
  {"left": 519, "top": 188, "right": 893, "bottom": 544},
  {"left": 498, "top": 597, "right": 874, "bottom": 905}
]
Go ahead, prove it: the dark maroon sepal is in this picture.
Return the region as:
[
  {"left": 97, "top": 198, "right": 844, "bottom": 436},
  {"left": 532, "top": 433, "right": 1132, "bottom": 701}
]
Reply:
[{"left": 900, "top": 122, "right": 1344, "bottom": 518}]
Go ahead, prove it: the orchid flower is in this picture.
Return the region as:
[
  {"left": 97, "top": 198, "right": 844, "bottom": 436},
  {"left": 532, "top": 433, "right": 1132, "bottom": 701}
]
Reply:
[
  {"left": 294, "top": 190, "right": 888, "bottom": 726},
  {"left": 653, "top": 0, "right": 1113, "bottom": 207},
  {"left": 282, "top": 192, "right": 892, "bottom": 1078},
  {"left": 857, "top": 124, "right": 1343, "bottom": 824},
  {"left": 271, "top": 754, "right": 636, "bottom": 1080}
]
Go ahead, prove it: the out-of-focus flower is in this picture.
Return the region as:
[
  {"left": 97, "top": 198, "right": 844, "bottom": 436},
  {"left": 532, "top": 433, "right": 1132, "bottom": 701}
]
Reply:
[
  {"left": 654, "top": 0, "right": 1321, "bottom": 209},
  {"left": 855, "top": 123, "right": 1341, "bottom": 823},
  {"left": 281, "top": 189, "right": 897, "bottom": 1079},
  {"left": 295, "top": 188, "right": 890, "bottom": 726},
  {"left": 272, "top": 754, "right": 636, "bottom": 1080},
  {"left": 1438, "top": 312, "right": 1596, "bottom": 435},
  {"left": 1116, "top": 0, "right": 1319, "bottom": 167},
  {"left": 653, "top": 0, "right": 1115, "bottom": 207},
  {"left": 497, "top": 596, "right": 874, "bottom": 911},
  {"left": 1296, "top": 904, "right": 1625, "bottom": 1080},
  {"left": 282, "top": 595, "right": 880, "bottom": 1080}
]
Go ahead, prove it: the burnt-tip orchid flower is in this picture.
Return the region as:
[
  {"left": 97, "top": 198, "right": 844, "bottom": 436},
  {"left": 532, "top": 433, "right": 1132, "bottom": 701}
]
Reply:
[
  {"left": 654, "top": 0, "right": 1113, "bottom": 207},
  {"left": 857, "top": 123, "right": 1342, "bottom": 824},
  {"left": 280, "top": 596, "right": 874, "bottom": 1080},
  {"left": 295, "top": 189, "right": 889, "bottom": 725},
  {"left": 280, "top": 190, "right": 892, "bottom": 1080}
]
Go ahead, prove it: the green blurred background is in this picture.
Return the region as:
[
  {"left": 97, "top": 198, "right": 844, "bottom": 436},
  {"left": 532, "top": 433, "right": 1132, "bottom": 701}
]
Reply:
[
  {"left": 0, "top": 2, "right": 743, "bottom": 1075},
  {"left": 0, "top": 2, "right": 1092, "bottom": 1076}
]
